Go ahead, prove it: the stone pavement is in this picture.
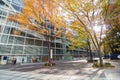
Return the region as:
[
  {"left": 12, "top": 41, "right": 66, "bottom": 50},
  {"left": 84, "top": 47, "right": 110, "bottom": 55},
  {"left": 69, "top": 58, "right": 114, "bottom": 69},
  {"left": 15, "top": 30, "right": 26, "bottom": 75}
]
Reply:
[
  {"left": 0, "top": 60, "right": 120, "bottom": 80},
  {"left": 0, "top": 69, "right": 97, "bottom": 80}
]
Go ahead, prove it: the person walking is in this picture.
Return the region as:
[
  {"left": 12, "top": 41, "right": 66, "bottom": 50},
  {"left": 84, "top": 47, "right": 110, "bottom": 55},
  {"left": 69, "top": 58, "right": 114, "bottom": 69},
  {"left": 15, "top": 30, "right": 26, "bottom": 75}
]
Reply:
[
  {"left": 14, "top": 58, "right": 17, "bottom": 65},
  {"left": 22, "top": 58, "right": 24, "bottom": 63}
]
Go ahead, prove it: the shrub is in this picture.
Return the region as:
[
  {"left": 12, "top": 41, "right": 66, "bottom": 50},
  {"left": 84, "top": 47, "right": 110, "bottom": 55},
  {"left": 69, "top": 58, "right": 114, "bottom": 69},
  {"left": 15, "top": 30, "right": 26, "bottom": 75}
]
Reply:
[
  {"left": 92, "top": 62, "right": 100, "bottom": 67},
  {"left": 44, "top": 62, "right": 50, "bottom": 66},
  {"left": 104, "top": 62, "right": 114, "bottom": 67},
  {"left": 44, "top": 62, "right": 56, "bottom": 66},
  {"left": 92, "top": 62, "right": 115, "bottom": 68},
  {"left": 52, "top": 63, "right": 56, "bottom": 66},
  {"left": 87, "top": 59, "right": 98, "bottom": 63}
]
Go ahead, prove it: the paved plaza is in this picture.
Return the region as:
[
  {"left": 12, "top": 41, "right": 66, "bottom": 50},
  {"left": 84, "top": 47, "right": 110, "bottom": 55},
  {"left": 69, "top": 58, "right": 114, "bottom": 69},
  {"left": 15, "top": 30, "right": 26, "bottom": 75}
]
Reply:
[{"left": 0, "top": 60, "right": 120, "bottom": 80}]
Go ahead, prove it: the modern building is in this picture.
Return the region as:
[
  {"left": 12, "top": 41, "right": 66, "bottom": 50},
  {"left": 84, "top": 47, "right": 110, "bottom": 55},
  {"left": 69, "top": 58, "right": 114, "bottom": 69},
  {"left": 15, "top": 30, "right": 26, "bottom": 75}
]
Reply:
[{"left": 0, "top": 0, "right": 86, "bottom": 64}]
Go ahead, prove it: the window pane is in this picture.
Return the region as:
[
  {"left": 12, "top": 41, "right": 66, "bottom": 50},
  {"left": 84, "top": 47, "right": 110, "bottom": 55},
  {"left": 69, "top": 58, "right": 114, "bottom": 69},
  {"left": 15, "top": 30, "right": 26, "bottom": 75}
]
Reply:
[
  {"left": 6, "top": 45, "right": 11, "bottom": 53},
  {"left": 12, "top": 46, "right": 23, "bottom": 54},
  {"left": 43, "top": 47, "right": 48, "bottom": 54},
  {"left": 56, "top": 43, "right": 61, "bottom": 48},
  {"left": 0, "top": 45, "right": 11, "bottom": 53},
  {"left": 26, "top": 38, "right": 34, "bottom": 45},
  {"left": 14, "top": 36, "right": 24, "bottom": 44},
  {"left": 56, "top": 49, "right": 63, "bottom": 54},
  {"left": 25, "top": 46, "right": 33, "bottom": 54},
  {"left": 3, "top": 26, "right": 10, "bottom": 34},
  {"left": 1, "top": 35, "right": 8, "bottom": 43},
  {"left": 33, "top": 47, "right": 42, "bottom": 55},
  {"left": 11, "top": 3, "right": 21, "bottom": 12},
  {"left": 43, "top": 41, "right": 48, "bottom": 47},
  {"left": 35, "top": 40, "right": 42, "bottom": 46},
  {"left": 6, "top": 21, "right": 12, "bottom": 26},
  {"left": 20, "top": 32, "right": 26, "bottom": 37},
  {"left": 8, "top": 35, "right": 14, "bottom": 43}
]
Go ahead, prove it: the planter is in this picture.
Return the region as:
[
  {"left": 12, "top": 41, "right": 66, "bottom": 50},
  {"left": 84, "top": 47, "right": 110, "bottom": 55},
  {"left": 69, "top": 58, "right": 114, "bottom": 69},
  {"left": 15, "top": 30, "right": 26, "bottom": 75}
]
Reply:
[
  {"left": 44, "top": 62, "right": 56, "bottom": 66},
  {"left": 87, "top": 59, "right": 98, "bottom": 63}
]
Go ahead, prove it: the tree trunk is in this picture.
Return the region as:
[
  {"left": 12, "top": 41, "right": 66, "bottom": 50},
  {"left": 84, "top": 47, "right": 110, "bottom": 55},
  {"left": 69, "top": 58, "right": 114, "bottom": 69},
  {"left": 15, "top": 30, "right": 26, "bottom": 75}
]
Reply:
[
  {"left": 97, "top": 47, "right": 103, "bottom": 66},
  {"left": 87, "top": 39, "right": 93, "bottom": 62},
  {"left": 88, "top": 42, "right": 93, "bottom": 61}
]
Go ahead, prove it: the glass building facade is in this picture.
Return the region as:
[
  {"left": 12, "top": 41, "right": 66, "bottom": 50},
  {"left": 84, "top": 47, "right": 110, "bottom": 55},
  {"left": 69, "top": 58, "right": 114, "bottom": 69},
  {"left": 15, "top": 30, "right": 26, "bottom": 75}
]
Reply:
[{"left": 0, "top": 0, "right": 86, "bottom": 64}]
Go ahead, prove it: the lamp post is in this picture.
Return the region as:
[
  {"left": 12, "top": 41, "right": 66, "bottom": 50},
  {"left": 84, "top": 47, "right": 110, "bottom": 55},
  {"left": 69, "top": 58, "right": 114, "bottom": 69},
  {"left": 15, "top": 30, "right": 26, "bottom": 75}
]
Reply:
[
  {"left": 47, "top": 28, "right": 55, "bottom": 66},
  {"left": 41, "top": 20, "right": 56, "bottom": 66}
]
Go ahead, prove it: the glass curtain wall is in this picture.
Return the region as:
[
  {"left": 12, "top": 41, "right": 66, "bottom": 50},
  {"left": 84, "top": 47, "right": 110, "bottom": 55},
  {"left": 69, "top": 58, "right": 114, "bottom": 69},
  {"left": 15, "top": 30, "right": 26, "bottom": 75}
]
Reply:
[{"left": 0, "top": 0, "right": 86, "bottom": 64}]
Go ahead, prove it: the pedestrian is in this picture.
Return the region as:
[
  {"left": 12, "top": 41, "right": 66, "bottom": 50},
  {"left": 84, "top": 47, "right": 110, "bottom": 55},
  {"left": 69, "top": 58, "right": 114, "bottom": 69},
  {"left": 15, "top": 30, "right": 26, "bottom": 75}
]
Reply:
[
  {"left": 50, "top": 59, "right": 53, "bottom": 66},
  {"left": 12, "top": 58, "right": 14, "bottom": 65},
  {"left": 22, "top": 58, "right": 24, "bottom": 63},
  {"left": 14, "top": 58, "right": 17, "bottom": 65}
]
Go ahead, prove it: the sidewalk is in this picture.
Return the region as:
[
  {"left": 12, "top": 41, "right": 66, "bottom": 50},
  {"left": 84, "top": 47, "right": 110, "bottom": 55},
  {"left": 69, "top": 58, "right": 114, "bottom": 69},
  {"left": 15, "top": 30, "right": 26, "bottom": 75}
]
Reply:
[
  {"left": 0, "top": 69, "right": 103, "bottom": 80},
  {"left": 0, "top": 59, "right": 87, "bottom": 67},
  {"left": 0, "top": 59, "right": 120, "bottom": 80}
]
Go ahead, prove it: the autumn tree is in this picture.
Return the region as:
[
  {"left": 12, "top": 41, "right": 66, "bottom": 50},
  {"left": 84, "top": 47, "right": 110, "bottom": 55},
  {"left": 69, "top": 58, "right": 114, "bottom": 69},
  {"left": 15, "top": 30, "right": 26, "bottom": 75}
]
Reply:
[
  {"left": 8, "top": 0, "right": 65, "bottom": 35},
  {"left": 102, "top": 0, "right": 120, "bottom": 56},
  {"left": 58, "top": 0, "right": 108, "bottom": 66},
  {"left": 65, "top": 20, "right": 92, "bottom": 60},
  {"left": 8, "top": 0, "right": 66, "bottom": 65}
]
